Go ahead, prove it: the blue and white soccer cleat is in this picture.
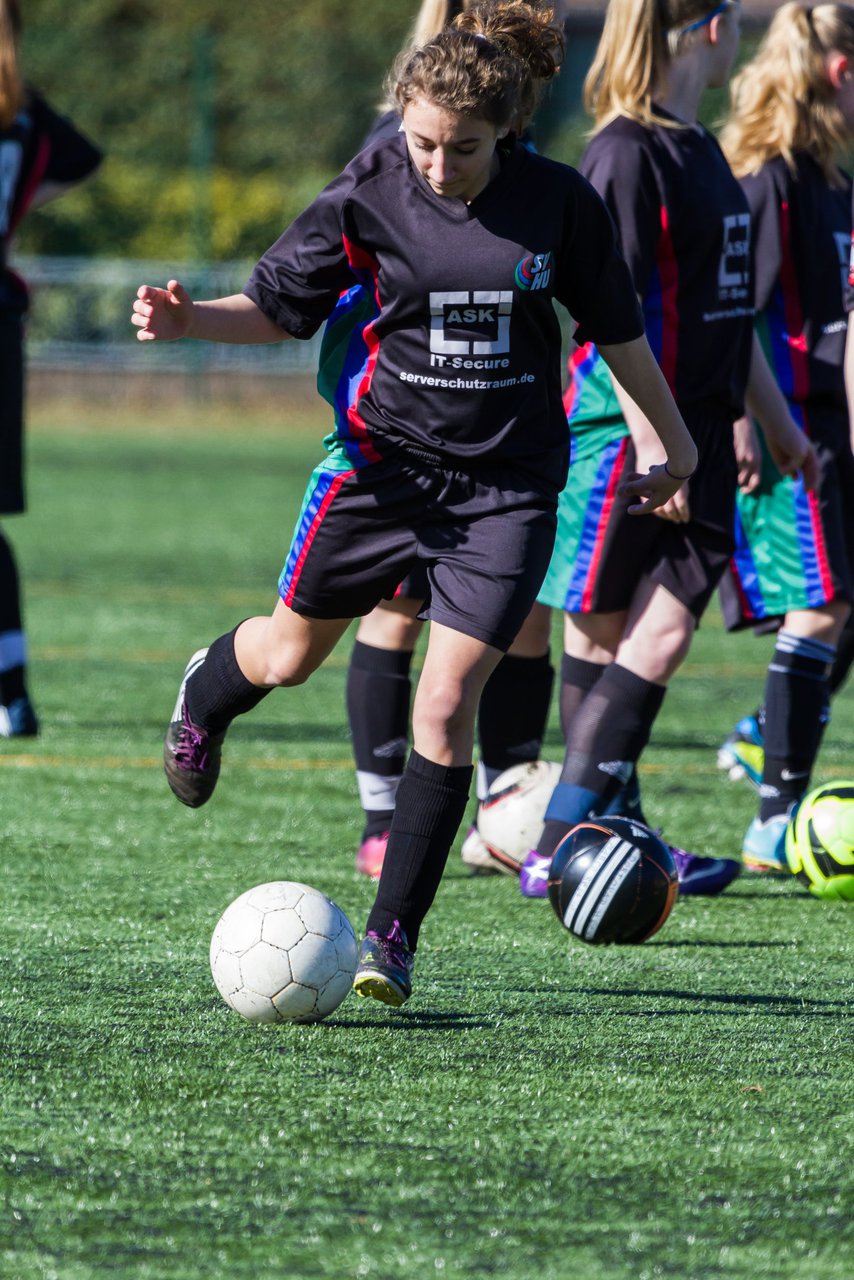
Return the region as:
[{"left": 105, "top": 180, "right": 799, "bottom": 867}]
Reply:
[
  {"left": 0, "top": 695, "right": 39, "bottom": 737},
  {"left": 717, "top": 714, "right": 764, "bottom": 789},
  {"left": 742, "top": 813, "right": 790, "bottom": 872}
]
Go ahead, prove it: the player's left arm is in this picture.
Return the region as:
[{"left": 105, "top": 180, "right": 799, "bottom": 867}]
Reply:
[
  {"left": 598, "top": 334, "right": 698, "bottom": 515},
  {"left": 745, "top": 332, "right": 818, "bottom": 488},
  {"left": 733, "top": 415, "right": 762, "bottom": 494}
]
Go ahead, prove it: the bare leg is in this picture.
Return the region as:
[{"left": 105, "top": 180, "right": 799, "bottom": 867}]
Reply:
[{"left": 234, "top": 598, "right": 353, "bottom": 687}]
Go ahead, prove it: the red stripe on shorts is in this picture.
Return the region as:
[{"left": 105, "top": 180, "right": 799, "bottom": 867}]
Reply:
[
  {"left": 283, "top": 469, "right": 357, "bottom": 608},
  {"left": 581, "top": 436, "right": 630, "bottom": 612}
]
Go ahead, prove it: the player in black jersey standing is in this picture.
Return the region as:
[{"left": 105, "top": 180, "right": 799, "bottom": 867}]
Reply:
[
  {"left": 714, "top": 2, "right": 854, "bottom": 871},
  {"left": 0, "top": 0, "right": 102, "bottom": 737},
  {"left": 520, "top": 0, "right": 818, "bottom": 898},
  {"left": 132, "top": 1, "right": 698, "bottom": 1009}
]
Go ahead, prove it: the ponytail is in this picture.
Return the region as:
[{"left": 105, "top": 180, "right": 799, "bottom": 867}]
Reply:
[
  {"left": 585, "top": 0, "right": 732, "bottom": 131},
  {"left": 0, "top": 0, "right": 22, "bottom": 130},
  {"left": 721, "top": 2, "right": 854, "bottom": 183},
  {"left": 411, "top": 1, "right": 472, "bottom": 49}
]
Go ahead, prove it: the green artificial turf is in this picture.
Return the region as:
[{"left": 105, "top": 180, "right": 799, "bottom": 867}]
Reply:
[{"left": 0, "top": 407, "right": 851, "bottom": 1280}]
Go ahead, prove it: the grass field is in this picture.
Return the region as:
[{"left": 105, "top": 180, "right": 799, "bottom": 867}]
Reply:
[{"left": 1, "top": 397, "right": 852, "bottom": 1280}]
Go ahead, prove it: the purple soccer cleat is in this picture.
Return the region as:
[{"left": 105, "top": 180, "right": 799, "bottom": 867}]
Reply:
[
  {"left": 519, "top": 849, "right": 551, "bottom": 898},
  {"left": 669, "top": 845, "right": 741, "bottom": 896},
  {"left": 353, "top": 918, "right": 415, "bottom": 1006}
]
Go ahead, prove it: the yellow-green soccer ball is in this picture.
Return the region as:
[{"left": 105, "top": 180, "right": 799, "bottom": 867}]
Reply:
[{"left": 785, "top": 782, "right": 854, "bottom": 901}]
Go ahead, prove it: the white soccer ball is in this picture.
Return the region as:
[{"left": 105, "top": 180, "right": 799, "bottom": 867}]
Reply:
[
  {"left": 476, "top": 760, "right": 562, "bottom": 873},
  {"left": 210, "top": 881, "right": 359, "bottom": 1024}
]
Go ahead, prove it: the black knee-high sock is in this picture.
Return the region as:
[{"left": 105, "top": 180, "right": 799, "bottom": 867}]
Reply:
[
  {"left": 559, "top": 652, "right": 608, "bottom": 739},
  {"left": 557, "top": 653, "right": 647, "bottom": 823},
  {"left": 366, "top": 750, "right": 472, "bottom": 949},
  {"left": 476, "top": 651, "right": 554, "bottom": 796},
  {"left": 183, "top": 627, "right": 272, "bottom": 733},
  {"left": 0, "top": 531, "right": 26, "bottom": 704},
  {"left": 537, "top": 663, "right": 665, "bottom": 859},
  {"left": 760, "top": 631, "right": 834, "bottom": 821},
  {"left": 0, "top": 531, "right": 22, "bottom": 633},
  {"left": 347, "top": 640, "right": 413, "bottom": 838}
]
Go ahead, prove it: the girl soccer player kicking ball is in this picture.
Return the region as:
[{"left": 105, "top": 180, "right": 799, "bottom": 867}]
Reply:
[
  {"left": 346, "top": 0, "right": 567, "bottom": 882},
  {"left": 132, "top": 1, "right": 697, "bottom": 1009},
  {"left": 714, "top": 2, "right": 854, "bottom": 870},
  {"left": 519, "top": 0, "right": 819, "bottom": 899}
]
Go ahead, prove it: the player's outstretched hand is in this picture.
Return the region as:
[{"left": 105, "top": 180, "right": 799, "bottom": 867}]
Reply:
[
  {"left": 132, "top": 279, "right": 195, "bottom": 341},
  {"left": 618, "top": 463, "right": 689, "bottom": 516}
]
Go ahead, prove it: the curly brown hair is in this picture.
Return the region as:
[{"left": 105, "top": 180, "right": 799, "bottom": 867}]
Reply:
[{"left": 391, "top": 1, "right": 564, "bottom": 129}]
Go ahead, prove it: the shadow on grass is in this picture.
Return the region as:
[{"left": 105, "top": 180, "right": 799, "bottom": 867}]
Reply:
[
  {"left": 555, "top": 985, "right": 847, "bottom": 1013},
  {"left": 654, "top": 938, "right": 794, "bottom": 948},
  {"left": 62, "top": 719, "right": 347, "bottom": 745},
  {"left": 726, "top": 888, "right": 808, "bottom": 900},
  {"left": 322, "top": 1009, "right": 492, "bottom": 1031}
]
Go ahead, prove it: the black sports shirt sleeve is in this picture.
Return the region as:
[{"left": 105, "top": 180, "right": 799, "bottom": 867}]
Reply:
[
  {"left": 580, "top": 128, "right": 661, "bottom": 297},
  {"left": 739, "top": 166, "right": 783, "bottom": 314},
  {"left": 556, "top": 172, "right": 644, "bottom": 347},
  {"left": 244, "top": 168, "right": 359, "bottom": 339},
  {"left": 28, "top": 89, "right": 102, "bottom": 186},
  {"left": 362, "top": 110, "right": 401, "bottom": 149}
]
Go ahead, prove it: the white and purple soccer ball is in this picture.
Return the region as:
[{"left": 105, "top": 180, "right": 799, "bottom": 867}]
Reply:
[{"left": 210, "top": 881, "right": 358, "bottom": 1024}]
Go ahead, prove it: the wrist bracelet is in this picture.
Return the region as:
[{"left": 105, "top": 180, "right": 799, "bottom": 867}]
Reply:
[{"left": 664, "top": 460, "right": 696, "bottom": 481}]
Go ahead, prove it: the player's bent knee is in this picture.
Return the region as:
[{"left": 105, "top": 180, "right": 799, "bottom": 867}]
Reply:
[{"left": 260, "top": 655, "right": 321, "bottom": 689}]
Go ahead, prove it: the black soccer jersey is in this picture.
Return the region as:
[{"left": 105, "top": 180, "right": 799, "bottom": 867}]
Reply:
[
  {"left": 362, "top": 109, "right": 401, "bottom": 149},
  {"left": 245, "top": 133, "right": 643, "bottom": 493},
  {"left": 566, "top": 110, "right": 753, "bottom": 429},
  {"left": 743, "top": 153, "right": 850, "bottom": 411},
  {"left": 0, "top": 88, "right": 102, "bottom": 310}
]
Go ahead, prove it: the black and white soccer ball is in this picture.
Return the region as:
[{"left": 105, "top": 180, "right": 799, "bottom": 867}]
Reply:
[
  {"left": 476, "top": 760, "right": 562, "bottom": 873},
  {"left": 210, "top": 881, "right": 358, "bottom": 1023},
  {"left": 548, "top": 816, "right": 678, "bottom": 944}
]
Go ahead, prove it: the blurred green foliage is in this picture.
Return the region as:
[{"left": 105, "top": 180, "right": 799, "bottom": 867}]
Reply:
[
  {"left": 15, "top": 3, "right": 763, "bottom": 262},
  {"left": 18, "top": 0, "right": 414, "bottom": 258}
]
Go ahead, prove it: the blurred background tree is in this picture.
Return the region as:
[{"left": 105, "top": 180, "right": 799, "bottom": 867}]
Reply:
[
  {"left": 16, "top": 1, "right": 758, "bottom": 264},
  {"left": 18, "top": 0, "right": 415, "bottom": 260}
]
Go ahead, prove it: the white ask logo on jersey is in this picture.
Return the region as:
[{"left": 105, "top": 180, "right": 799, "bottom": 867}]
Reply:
[
  {"left": 718, "top": 212, "right": 751, "bottom": 301},
  {"left": 429, "top": 290, "right": 512, "bottom": 356}
]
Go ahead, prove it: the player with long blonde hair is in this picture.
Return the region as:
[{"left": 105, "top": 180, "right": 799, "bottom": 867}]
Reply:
[
  {"left": 521, "top": 0, "right": 818, "bottom": 898},
  {"left": 716, "top": 3, "right": 854, "bottom": 870}
]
